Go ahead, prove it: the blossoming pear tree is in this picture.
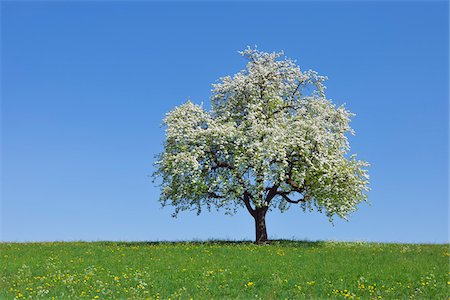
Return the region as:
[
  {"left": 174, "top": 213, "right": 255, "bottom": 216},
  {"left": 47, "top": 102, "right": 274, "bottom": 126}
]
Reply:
[{"left": 154, "top": 48, "right": 369, "bottom": 244}]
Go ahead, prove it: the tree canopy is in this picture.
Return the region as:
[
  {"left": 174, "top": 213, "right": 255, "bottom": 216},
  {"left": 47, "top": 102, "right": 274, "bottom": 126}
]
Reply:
[{"left": 154, "top": 48, "right": 369, "bottom": 243}]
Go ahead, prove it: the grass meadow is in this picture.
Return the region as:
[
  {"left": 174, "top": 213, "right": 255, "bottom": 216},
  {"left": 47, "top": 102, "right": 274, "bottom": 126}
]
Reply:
[{"left": 0, "top": 240, "right": 448, "bottom": 299}]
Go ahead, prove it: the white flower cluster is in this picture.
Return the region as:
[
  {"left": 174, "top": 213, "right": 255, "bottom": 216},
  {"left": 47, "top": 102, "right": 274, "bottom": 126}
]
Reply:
[{"left": 154, "top": 48, "right": 369, "bottom": 221}]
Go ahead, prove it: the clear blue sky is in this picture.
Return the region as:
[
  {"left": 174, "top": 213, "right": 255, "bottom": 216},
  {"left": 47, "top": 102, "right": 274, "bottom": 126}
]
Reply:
[{"left": 1, "top": 1, "right": 448, "bottom": 243}]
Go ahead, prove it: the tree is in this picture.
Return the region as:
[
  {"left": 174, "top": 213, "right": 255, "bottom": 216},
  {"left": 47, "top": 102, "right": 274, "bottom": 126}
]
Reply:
[{"left": 154, "top": 48, "right": 369, "bottom": 244}]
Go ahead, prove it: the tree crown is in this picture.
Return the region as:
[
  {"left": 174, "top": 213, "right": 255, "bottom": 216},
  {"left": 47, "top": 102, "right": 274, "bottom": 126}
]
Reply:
[{"left": 154, "top": 48, "right": 369, "bottom": 221}]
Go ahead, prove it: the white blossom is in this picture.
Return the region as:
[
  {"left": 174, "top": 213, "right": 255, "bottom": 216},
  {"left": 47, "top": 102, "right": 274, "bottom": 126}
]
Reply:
[{"left": 154, "top": 48, "right": 370, "bottom": 222}]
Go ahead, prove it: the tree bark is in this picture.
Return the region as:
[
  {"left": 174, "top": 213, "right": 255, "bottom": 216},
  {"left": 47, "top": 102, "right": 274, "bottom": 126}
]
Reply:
[{"left": 255, "top": 207, "right": 268, "bottom": 244}]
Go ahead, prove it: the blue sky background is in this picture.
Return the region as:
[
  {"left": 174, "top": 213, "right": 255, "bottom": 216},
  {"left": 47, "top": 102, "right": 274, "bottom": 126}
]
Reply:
[{"left": 1, "top": 1, "right": 448, "bottom": 243}]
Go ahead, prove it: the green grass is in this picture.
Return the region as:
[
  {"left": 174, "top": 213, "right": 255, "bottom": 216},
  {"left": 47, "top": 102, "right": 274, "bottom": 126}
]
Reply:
[{"left": 1, "top": 240, "right": 448, "bottom": 299}]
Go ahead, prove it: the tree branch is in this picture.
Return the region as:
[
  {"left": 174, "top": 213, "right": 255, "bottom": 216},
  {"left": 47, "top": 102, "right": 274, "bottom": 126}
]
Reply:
[
  {"left": 243, "top": 192, "right": 256, "bottom": 218},
  {"left": 292, "top": 81, "right": 302, "bottom": 96},
  {"left": 265, "top": 185, "right": 279, "bottom": 205},
  {"left": 208, "top": 192, "right": 224, "bottom": 199},
  {"left": 277, "top": 191, "right": 308, "bottom": 204},
  {"left": 206, "top": 149, "right": 256, "bottom": 217},
  {"left": 211, "top": 162, "right": 236, "bottom": 170},
  {"left": 286, "top": 178, "right": 304, "bottom": 194}
]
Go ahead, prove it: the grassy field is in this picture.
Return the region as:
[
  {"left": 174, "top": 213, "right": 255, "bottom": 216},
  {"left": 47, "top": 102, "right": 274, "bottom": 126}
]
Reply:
[{"left": 0, "top": 240, "right": 448, "bottom": 299}]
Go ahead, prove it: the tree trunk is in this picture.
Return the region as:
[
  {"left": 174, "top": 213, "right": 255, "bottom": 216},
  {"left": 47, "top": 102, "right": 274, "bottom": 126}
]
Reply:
[{"left": 255, "top": 207, "right": 268, "bottom": 244}]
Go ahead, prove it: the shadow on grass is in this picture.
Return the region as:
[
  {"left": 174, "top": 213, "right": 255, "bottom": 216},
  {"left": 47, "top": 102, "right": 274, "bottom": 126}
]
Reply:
[{"left": 96, "top": 239, "right": 327, "bottom": 248}]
